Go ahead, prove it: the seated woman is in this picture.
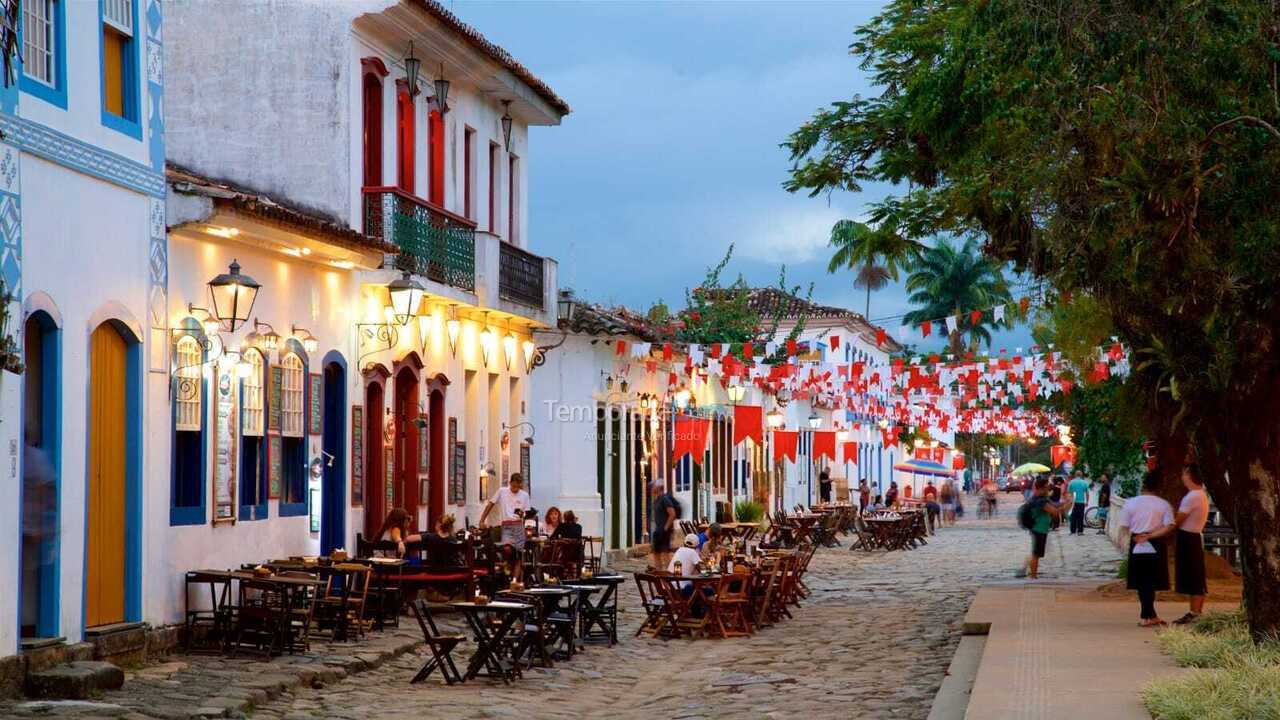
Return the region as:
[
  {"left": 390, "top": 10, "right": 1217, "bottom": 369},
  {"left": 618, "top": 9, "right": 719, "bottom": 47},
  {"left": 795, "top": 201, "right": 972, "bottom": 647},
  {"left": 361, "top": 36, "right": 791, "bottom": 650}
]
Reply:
[
  {"left": 421, "top": 514, "right": 462, "bottom": 566},
  {"left": 550, "top": 510, "right": 583, "bottom": 540},
  {"left": 543, "top": 506, "right": 563, "bottom": 537},
  {"left": 373, "top": 508, "right": 422, "bottom": 558}
]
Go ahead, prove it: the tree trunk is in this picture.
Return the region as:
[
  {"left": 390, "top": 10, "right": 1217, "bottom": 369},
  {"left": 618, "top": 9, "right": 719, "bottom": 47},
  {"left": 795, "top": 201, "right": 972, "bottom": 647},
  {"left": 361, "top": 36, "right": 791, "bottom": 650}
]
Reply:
[
  {"left": 865, "top": 284, "right": 871, "bottom": 319},
  {"left": 1222, "top": 382, "right": 1280, "bottom": 641}
]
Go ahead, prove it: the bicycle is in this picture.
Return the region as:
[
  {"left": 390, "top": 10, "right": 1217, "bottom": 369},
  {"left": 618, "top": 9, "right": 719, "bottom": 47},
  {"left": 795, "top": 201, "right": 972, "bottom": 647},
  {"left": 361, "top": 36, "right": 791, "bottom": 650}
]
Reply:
[{"left": 1084, "top": 505, "right": 1107, "bottom": 529}]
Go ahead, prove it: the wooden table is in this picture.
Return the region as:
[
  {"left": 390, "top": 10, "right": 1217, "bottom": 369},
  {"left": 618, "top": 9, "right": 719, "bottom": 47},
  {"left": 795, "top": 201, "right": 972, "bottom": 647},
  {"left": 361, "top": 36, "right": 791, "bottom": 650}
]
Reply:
[
  {"left": 449, "top": 600, "right": 531, "bottom": 683},
  {"left": 564, "top": 573, "right": 625, "bottom": 645}
]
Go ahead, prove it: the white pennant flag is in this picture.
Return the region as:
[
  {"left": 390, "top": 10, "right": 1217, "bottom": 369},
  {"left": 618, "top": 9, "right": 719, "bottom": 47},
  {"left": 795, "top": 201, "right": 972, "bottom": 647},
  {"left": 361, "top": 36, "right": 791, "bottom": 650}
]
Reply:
[
  {"left": 993, "top": 305, "right": 1005, "bottom": 323},
  {"left": 946, "top": 315, "right": 959, "bottom": 334}
]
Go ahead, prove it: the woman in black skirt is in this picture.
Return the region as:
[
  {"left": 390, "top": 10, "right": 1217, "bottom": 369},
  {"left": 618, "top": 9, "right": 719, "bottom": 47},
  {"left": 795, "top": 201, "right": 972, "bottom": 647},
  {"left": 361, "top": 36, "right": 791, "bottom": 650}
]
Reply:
[{"left": 1120, "top": 471, "right": 1177, "bottom": 626}]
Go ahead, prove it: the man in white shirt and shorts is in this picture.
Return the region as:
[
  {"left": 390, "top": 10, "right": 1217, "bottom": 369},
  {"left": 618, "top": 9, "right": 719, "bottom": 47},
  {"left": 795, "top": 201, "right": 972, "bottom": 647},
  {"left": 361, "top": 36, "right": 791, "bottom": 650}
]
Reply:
[
  {"left": 479, "top": 473, "right": 531, "bottom": 584},
  {"left": 1173, "top": 464, "right": 1211, "bottom": 624}
]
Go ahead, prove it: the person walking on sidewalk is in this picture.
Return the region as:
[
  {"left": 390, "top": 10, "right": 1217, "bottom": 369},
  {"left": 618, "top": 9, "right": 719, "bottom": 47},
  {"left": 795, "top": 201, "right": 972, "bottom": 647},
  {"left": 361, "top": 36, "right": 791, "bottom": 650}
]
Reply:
[
  {"left": 1095, "top": 474, "right": 1112, "bottom": 535},
  {"left": 1172, "top": 464, "right": 1210, "bottom": 625},
  {"left": 1121, "top": 471, "right": 1177, "bottom": 627},
  {"left": 1018, "top": 477, "right": 1064, "bottom": 579},
  {"left": 1067, "top": 470, "right": 1090, "bottom": 535}
]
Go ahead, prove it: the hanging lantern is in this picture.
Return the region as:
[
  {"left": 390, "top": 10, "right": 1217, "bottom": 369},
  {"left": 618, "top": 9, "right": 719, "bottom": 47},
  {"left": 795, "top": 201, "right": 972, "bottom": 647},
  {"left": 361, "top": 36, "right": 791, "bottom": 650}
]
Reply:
[
  {"left": 836, "top": 428, "right": 850, "bottom": 443},
  {"left": 502, "top": 333, "right": 517, "bottom": 369},
  {"left": 673, "top": 388, "right": 691, "bottom": 410},
  {"left": 521, "top": 339, "right": 536, "bottom": 370},
  {"left": 386, "top": 271, "right": 424, "bottom": 326},
  {"left": 446, "top": 316, "right": 461, "bottom": 356},
  {"left": 479, "top": 327, "right": 496, "bottom": 366},
  {"left": 557, "top": 288, "right": 578, "bottom": 322},
  {"left": 766, "top": 408, "right": 785, "bottom": 429},
  {"left": 253, "top": 319, "right": 280, "bottom": 352},
  {"left": 416, "top": 312, "right": 432, "bottom": 352},
  {"left": 501, "top": 100, "right": 513, "bottom": 152},
  {"left": 403, "top": 41, "right": 421, "bottom": 96},
  {"left": 291, "top": 324, "right": 319, "bottom": 354},
  {"left": 726, "top": 384, "right": 746, "bottom": 404},
  {"left": 808, "top": 412, "right": 822, "bottom": 429},
  {"left": 619, "top": 378, "right": 629, "bottom": 394},
  {"left": 207, "top": 260, "right": 260, "bottom": 332},
  {"left": 433, "top": 62, "right": 450, "bottom": 113}
]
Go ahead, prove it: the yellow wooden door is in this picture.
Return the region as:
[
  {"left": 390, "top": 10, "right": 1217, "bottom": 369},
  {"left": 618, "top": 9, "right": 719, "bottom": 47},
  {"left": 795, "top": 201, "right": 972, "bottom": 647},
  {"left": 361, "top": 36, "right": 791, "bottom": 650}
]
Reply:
[{"left": 87, "top": 324, "right": 127, "bottom": 628}]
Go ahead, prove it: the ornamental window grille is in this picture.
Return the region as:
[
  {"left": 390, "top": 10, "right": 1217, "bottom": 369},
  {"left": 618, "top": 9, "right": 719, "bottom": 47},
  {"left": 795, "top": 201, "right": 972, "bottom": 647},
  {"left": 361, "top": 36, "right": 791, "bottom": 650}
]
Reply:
[
  {"left": 281, "top": 352, "right": 304, "bottom": 438},
  {"left": 23, "top": 0, "right": 55, "bottom": 86},
  {"left": 242, "top": 349, "right": 264, "bottom": 437},
  {"left": 102, "top": 0, "right": 131, "bottom": 35},
  {"left": 174, "top": 336, "right": 203, "bottom": 432}
]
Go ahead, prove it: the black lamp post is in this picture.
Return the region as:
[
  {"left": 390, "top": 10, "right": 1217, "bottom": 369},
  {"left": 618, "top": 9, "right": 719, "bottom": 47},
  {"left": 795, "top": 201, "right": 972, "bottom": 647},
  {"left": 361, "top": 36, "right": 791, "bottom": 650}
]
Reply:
[{"left": 207, "top": 260, "right": 260, "bottom": 332}]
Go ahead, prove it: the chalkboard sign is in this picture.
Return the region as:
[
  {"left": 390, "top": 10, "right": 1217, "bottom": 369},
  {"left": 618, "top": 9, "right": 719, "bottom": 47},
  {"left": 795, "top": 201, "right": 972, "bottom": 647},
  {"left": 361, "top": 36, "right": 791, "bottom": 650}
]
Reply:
[
  {"left": 448, "top": 417, "right": 462, "bottom": 505},
  {"left": 308, "top": 373, "right": 323, "bottom": 436},
  {"left": 268, "top": 434, "right": 283, "bottom": 498},
  {"left": 520, "top": 442, "right": 531, "bottom": 491},
  {"left": 350, "top": 405, "right": 364, "bottom": 506},
  {"left": 453, "top": 441, "right": 467, "bottom": 506},
  {"left": 268, "top": 365, "right": 284, "bottom": 432}
]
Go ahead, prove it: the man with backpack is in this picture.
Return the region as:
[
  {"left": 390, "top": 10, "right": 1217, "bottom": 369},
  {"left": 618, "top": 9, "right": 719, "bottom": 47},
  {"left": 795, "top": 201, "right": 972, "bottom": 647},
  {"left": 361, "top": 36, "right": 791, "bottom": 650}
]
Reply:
[
  {"left": 649, "top": 480, "right": 680, "bottom": 568},
  {"left": 1018, "top": 477, "right": 1066, "bottom": 579}
]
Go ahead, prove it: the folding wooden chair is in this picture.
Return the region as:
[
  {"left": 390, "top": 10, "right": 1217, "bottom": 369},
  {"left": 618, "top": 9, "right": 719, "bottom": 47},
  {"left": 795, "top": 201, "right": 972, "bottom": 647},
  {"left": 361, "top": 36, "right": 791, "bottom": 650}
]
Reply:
[
  {"left": 708, "top": 573, "right": 752, "bottom": 638},
  {"left": 634, "top": 572, "right": 669, "bottom": 638},
  {"left": 409, "top": 599, "right": 465, "bottom": 685}
]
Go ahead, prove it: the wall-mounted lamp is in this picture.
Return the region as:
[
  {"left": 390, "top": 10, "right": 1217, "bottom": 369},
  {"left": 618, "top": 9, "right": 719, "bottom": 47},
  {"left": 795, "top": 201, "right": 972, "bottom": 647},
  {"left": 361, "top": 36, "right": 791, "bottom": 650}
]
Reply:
[
  {"left": 836, "top": 428, "right": 850, "bottom": 443},
  {"left": 253, "top": 319, "right": 281, "bottom": 352},
  {"left": 291, "top": 324, "right": 319, "bottom": 354},
  {"left": 673, "top": 388, "right": 692, "bottom": 411},
  {"left": 433, "top": 62, "right": 450, "bottom": 113},
  {"left": 726, "top": 384, "right": 746, "bottom": 404},
  {"left": 446, "top": 306, "right": 461, "bottom": 356},
  {"left": 403, "top": 41, "right": 421, "bottom": 96},
  {"left": 501, "top": 100, "right": 513, "bottom": 151},
  {"left": 416, "top": 311, "right": 433, "bottom": 354},
  {"left": 207, "top": 260, "right": 260, "bottom": 333},
  {"left": 521, "top": 339, "right": 536, "bottom": 371},
  {"left": 766, "top": 408, "right": 785, "bottom": 429},
  {"left": 386, "top": 271, "right": 424, "bottom": 327},
  {"left": 502, "top": 333, "right": 517, "bottom": 370},
  {"left": 808, "top": 412, "right": 823, "bottom": 430},
  {"left": 479, "top": 325, "right": 496, "bottom": 367}
]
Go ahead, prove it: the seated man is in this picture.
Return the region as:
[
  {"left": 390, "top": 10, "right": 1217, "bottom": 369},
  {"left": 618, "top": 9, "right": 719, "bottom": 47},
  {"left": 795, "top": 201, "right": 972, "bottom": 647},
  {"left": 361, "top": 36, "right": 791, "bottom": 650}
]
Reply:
[
  {"left": 550, "top": 510, "right": 583, "bottom": 540},
  {"left": 668, "top": 533, "right": 710, "bottom": 616}
]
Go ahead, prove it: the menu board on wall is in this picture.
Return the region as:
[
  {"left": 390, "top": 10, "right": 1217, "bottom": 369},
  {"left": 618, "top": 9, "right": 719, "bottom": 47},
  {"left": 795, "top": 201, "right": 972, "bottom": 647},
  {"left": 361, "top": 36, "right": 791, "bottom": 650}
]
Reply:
[
  {"left": 268, "top": 365, "right": 284, "bottom": 432},
  {"left": 384, "top": 446, "right": 395, "bottom": 509},
  {"left": 308, "top": 373, "right": 323, "bottom": 436},
  {"left": 309, "top": 487, "right": 321, "bottom": 533},
  {"left": 212, "top": 367, "right": 237, "bottom": 524},
  {"left": 350, "top": 405, "right": 364, "bottom": 506},
  {"left": 447, "top": 417, "right": 462, "bottom": 505},
  {"left": 268, "top": 434, "right": 283, "bottom": 498},
  {"left": 520, "top": 443, "right": 531, "bottom": 492},
  {"left": 453, "top": 441, "right": 467, "bottom": 506},
  {"left": 418, "top": 414, "right": 430, "bottom": 474}
]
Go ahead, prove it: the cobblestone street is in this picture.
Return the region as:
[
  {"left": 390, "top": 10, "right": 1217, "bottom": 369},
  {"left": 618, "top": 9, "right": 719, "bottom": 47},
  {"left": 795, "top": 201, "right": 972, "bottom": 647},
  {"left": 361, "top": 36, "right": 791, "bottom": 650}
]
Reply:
[{"left": 3, "top": 512, "right": 1122, "bottom": 720}]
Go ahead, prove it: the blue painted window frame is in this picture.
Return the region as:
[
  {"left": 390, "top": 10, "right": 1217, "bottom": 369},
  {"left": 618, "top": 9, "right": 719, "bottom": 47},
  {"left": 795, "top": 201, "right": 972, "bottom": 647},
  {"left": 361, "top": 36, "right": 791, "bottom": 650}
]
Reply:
[
  {"left": 237, "top": 352, "right": 269, "bottom": 521},
  {"left": 278, "top": 343, "right": 309, "bottom": 518},
  {"left": 169, "top": 331, "right": 207, "bottom": 526},
  {"left": 98, "top": 0, "right": 142, "bottom": 140},
  {"left": 19, "top": 0, "right": 67, "bottom": 109}
]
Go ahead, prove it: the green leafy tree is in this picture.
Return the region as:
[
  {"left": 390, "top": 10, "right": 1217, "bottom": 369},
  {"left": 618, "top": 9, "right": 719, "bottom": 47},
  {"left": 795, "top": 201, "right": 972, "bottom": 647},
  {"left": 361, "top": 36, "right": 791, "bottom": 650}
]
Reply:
[
  {"left": 785, "top": 1, "right": 1280, "bottom": 637},
  {"left": 901, "top": 238, "right": 1012, "bottom": 354},
  {"left": 825, "top": 219, "right": 922, "bottom": 317}
]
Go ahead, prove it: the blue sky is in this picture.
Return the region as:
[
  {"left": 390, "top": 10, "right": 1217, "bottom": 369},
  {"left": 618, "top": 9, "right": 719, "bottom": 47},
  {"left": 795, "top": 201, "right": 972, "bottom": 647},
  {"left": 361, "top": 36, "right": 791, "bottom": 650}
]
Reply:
[{"left": 453, "top": 0, "right": 1036, "bottom": 353}]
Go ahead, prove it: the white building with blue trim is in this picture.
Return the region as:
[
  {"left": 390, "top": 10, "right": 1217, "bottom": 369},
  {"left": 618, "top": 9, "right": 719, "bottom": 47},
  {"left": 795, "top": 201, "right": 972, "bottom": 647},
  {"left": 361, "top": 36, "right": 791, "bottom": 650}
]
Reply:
[{"left": 0, "top": 0, "right": 166, "bottom": 682}]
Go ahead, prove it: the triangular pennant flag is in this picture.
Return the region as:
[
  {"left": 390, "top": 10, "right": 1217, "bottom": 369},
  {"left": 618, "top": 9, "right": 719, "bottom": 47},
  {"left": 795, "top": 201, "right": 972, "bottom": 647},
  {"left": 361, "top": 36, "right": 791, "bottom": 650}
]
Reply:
[
  {"left": 672, "top": 415, "right": 711, "bottom": 463},
  {"left": 732, "top": 405, "right": 764, "bottom": 446},
  {"left": 945, "top": 315, "right": 958, "bottom": 334},
  {"left": 969, "top": 309, "right": 983, "bottom": 326},
  {"left": 921, "top": 320, "right": 932, "bottom": 338},
  {"left": 812, "top": 431, "right": 836, "bottom": 462},
  {"left": 830, "top": 334, "right": 840, "bottom": 349},
  {"left": 773, "top": 430, "right": 798, "bottom": 463}
]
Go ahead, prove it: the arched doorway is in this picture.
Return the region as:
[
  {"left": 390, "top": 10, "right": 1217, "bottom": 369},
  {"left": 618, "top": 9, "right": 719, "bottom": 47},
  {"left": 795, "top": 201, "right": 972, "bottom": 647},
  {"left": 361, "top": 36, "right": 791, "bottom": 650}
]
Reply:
[
  {"left": 362, "top": 367, "right": 388, "bottom": 539},
  {"left": 321, "top": 355, "right": 347, "bottom": 555},
  {"left": 86, "top": 320, "right": 140, "bottom": 628},
  {"left": 393, "top": 361, "right": 420, "bottom": 519},
  {"left": 21, "top": 310, "right": 60, "bottom": 639}
]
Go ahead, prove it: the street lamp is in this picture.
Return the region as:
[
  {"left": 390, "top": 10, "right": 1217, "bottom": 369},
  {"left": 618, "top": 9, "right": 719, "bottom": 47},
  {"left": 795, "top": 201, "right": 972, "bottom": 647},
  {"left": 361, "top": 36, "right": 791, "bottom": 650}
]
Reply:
[
  {"left": 557, "top": 288, "right": 578, "bottom": 323},
  {"left": 766, "top": 408, "right": 784, "bottom": 429},
  {"left": 403, "top": 41, "right": 421, "bottom": 96},
  {"left": 433, "top": 63, "right": 450, "bottom": 113},
  {"left": 253, "top": 319, "right": 281, "bottom": 353},
  {"left": 836, "top": 428, "right": 849, "bottom": 443},
  {"left": 808, "top": 412, "right": 822, "bottom": 430},
  {"left": 207, "top": 260, "right": 260, "bottom": 332},
  {"left": 726, "top": 383, "right": 746, "bottom": 404},
  {"left": 386, "top": 271, "right": 424, "bottom": 326}
]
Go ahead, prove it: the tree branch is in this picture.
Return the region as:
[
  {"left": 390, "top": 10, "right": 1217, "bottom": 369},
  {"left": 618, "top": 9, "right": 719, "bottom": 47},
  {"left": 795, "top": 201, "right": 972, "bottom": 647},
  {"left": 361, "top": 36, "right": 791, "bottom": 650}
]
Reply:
[{"left": 1203, "top": 115, "right": 1280, "bottom": 145}]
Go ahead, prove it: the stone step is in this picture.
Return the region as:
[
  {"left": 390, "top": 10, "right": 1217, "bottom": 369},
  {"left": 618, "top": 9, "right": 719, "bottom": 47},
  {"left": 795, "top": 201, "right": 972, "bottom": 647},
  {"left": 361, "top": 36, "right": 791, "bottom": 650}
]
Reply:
[{"left": 26, "top": 661, "right": 125, "bottom": 700}]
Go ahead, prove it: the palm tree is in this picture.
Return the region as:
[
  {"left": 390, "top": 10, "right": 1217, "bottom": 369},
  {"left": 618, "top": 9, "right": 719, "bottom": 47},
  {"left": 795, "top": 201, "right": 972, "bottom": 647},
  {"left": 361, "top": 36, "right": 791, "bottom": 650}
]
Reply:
[
  {"left": 902, "top": 238, "right": 1013, "bottom": 354},
  {"left": 826, "top": 219, "right": 921, "bottom": 317}
]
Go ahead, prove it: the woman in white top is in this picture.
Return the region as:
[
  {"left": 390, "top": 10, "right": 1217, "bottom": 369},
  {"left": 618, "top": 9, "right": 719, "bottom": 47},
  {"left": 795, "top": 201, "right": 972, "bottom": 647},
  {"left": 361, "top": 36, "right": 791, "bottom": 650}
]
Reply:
[
  {"left": 1173, "top": 464, "right": 1211, "bottom": 624},
  {"left": 1120, "top": 471, "right": 1177, "bottom": 626}
]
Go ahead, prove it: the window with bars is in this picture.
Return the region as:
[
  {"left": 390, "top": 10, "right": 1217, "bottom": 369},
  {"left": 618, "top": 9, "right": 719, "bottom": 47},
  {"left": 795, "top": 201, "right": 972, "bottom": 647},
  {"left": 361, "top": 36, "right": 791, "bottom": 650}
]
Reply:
[
  {"left": 23, "top": 0, "right": 56, "bottom": 87},
  {"left": 171, "top": 334, "right": 206, "bottom": 524},
  {"left": 281, "top": 353, "right": 304, "bottom": 438},
  {"left": 174, "top": 337, "right": 203, "bottom": 431}
]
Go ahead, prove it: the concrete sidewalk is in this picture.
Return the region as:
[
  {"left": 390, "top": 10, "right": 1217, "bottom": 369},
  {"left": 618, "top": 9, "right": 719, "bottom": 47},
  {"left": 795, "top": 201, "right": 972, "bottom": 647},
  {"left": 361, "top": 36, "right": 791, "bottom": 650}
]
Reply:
[{"left": 958, "top": 582, "right": 1207, "bottom": 720}]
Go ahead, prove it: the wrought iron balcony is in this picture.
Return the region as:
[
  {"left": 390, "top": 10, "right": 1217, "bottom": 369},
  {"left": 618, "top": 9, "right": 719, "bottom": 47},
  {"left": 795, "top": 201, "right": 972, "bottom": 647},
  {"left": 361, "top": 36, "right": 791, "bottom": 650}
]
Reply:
[
  {"left": 363, "top": 187, "right": 476, "bottom": 292},
  {"left": 498, "top": 241, "right": 546, "bottom": 308}
]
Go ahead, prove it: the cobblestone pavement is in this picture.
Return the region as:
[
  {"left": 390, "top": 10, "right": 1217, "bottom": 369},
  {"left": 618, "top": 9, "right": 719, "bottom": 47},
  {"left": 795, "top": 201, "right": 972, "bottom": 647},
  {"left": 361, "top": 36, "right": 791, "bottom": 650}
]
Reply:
[{"left": 4, "top": 509, "right": 1123, "bottom": 720}]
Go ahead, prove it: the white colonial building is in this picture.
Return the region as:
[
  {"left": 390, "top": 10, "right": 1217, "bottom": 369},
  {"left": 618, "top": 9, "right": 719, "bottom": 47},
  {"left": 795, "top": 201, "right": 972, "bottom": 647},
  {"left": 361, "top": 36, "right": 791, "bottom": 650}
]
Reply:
[{"left": 0, "top": 0, "right": 166, "bottom": 680}]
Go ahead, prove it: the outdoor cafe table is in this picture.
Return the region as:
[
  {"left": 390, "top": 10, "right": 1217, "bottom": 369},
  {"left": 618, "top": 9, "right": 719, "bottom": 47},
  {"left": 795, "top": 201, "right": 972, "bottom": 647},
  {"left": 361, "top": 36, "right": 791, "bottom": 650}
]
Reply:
[
  {"left": 695, "top": 522, "right": 760, "bottom": 541},
  {"left": 514, "top": 586, "right": 581, "bottom": 658},
  {"left": 187, "top": 569, "right": 325, "bottom": 654},
  {"left": 449, "top": 600, "right": 531, "bottom": 683},
  {"left": 564, "top": 573, "right": 625, "bottom": 645}
]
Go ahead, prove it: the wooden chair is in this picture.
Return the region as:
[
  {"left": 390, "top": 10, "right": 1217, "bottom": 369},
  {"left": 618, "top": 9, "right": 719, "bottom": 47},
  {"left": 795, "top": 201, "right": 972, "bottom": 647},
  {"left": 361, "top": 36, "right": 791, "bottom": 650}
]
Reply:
[
  {"left": 230, "top": 579, "right": 288, "bottom": 658},
  {"left": 707, "top": 573, "right": 752, "bottom": 638},
  {"left": 497, "top": 591, "right": 555, "bottom": 669},
  {"left": 315, "top": 564, "right": 371, "bottom": 641},
  {"left": 408, "top": 599, "right": 465, "bottom": 685},
  {"left": 277, "top": 571, "right": 317, "bottom": 653},
  {"left": 633, "top": 572, "right": 670, "bottom": 638},
  {"left": 655, "top": 574, "right": 705, "bottom": 639}
]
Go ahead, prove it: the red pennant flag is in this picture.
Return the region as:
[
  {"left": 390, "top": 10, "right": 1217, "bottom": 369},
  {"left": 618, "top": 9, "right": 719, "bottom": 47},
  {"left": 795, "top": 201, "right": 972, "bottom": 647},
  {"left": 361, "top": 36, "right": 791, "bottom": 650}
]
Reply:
[
  {"left": 812, "top": 431, "right": 836, "bottom": 462},
  {"left": 875, "top": 328, "right": 886, "bottom": 347},
  {"left": 645, "top": 359, "right": 657, "bottom": 374},
  {"left": 830, "top": 335, "right": 840, "bottom": 349},
  {"left": 1019, "top": 297, "right": 1031, "bottom": 316},
  {"left": 615, "top": 340, "right": 627, "bottom": 356},
  {"left": 732, "top": 405, "right": 764, "bottom": 446},
  {"left": 773, "top": 430, "right": 798, "bottom": 463},
  {"left": 921, "top": 320, "right": 932, "bottom": 338},
  {"left": 672, "top": 415, "right": 711, "bottom": 463},
  {"left": 742, "top": 342, "right": 753, "bottom": 360},
  {"left": 1060, "top": 379, "right": 1074, "bottom": 395},
  {"left": 842, "top": 442, "right": 858, "bottom": 465},
  {"left": 709, "top": 343, "right": 722, "bottom": 359},
  {"left": 970, "top": 309, "right": 983, "bottom": 326},
  {"left": 786, "top": 339, "right": 797, "bottom": 356},
  {"left": 663, "top": 343, "right": 673, "bottom": 361}
]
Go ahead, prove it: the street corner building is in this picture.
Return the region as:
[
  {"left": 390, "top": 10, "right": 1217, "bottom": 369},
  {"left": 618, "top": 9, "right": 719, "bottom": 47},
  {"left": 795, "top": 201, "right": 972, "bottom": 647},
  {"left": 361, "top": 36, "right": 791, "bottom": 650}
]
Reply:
[{"left": 0, "top": 0, "right": 567, "bottom": 689}]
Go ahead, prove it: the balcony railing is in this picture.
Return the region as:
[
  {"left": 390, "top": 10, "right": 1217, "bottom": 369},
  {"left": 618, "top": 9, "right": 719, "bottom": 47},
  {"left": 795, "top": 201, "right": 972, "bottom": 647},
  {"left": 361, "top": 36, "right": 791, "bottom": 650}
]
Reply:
[
  {"left": 363, "top": 187, "right": 476, "bottom": 292},
  {"left": 499, "top": 241, "right": 545, "bottom": 309}
]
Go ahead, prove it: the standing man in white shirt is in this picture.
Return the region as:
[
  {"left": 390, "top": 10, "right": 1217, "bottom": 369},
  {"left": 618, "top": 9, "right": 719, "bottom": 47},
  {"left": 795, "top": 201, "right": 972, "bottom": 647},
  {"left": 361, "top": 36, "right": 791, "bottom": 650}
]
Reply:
[
  {"left": 1121, "top": 471, "right": 1177, "bottom": 626},
  {"left": 478, "top": 473, "right": 531, "bottom": 584},
  {"left": 1173, "top": 464, "right": 1211, "bottom": 624}
]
